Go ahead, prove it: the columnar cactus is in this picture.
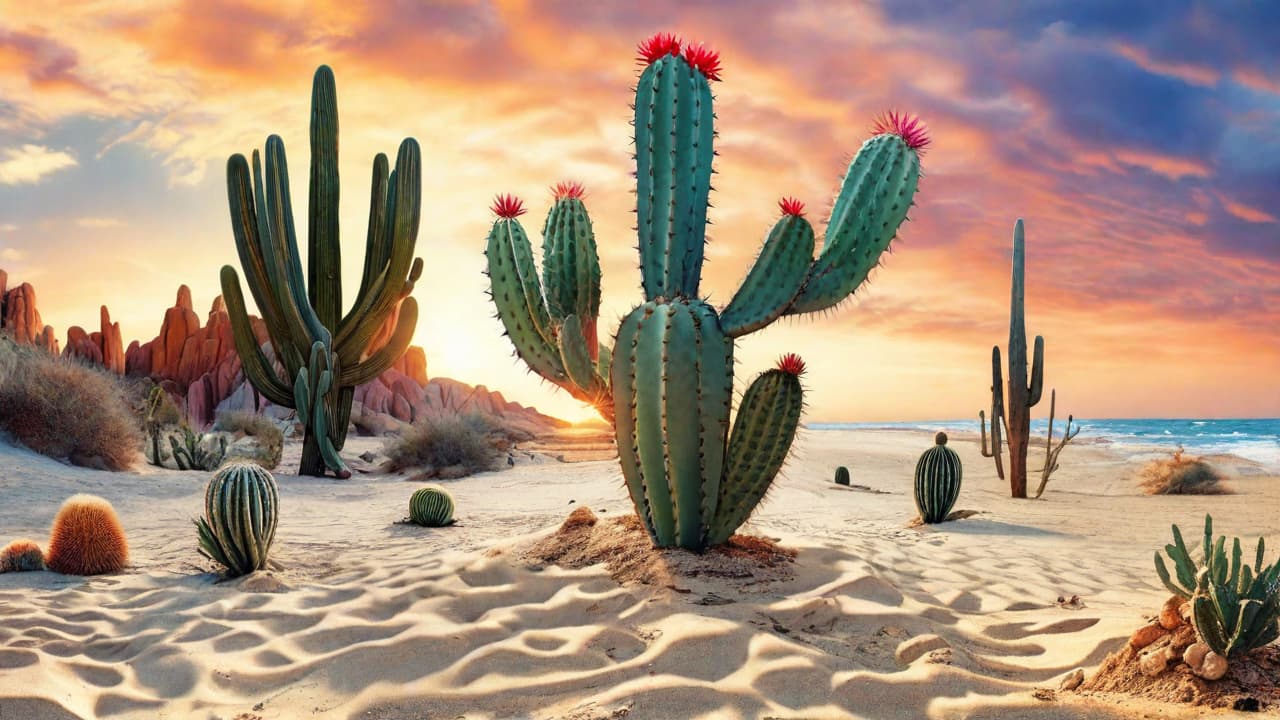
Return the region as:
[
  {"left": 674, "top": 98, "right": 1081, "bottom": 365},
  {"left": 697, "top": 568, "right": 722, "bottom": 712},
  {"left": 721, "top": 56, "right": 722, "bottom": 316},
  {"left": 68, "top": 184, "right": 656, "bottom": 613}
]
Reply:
[
  {"left": 409, "top": 486, "right": 455, "bottom": 527},
  {"left": 980, "top": 219, "right": 1064, "bottom": 498},
  {"left": 486, "top": 34, "right": 927, "bottom": 550},
  {"left": 194, "top": 462, "right": 279, "bottom": 577},
  {"left": 914, "top": 432, "right": 962, "bottom": 524},
  {"left": 221, "top": 65, "right": 424, "bottom": 477}
]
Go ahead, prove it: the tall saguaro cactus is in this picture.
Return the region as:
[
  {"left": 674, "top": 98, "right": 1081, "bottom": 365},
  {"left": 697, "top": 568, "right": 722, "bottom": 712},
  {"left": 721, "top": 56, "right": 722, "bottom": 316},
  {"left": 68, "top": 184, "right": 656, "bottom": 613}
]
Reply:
[
  {"left": 980, "top": 219, "right": 1053, "bottom": 498},
  {"left": 221, "top": 66, "right": 424, "bottom": 477},
  {"left": 486, "top": 34, "right": 928, "bottom": 549}
]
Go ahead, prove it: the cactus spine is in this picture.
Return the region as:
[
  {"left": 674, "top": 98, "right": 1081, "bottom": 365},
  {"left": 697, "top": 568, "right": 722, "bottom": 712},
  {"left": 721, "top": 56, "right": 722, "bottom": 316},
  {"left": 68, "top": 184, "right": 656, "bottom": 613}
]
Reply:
[
  {"left": 486, "top": 35, "right": 926, "bottom": 550},
  {"left": 409, "top": 486, "right": 455, "bottom": 527},
  {"left": 194, "top": 462, "right": 279, "bottom": 577},
  {"left": 914, "top": 432, "right": 962, "bottom": 524},
  {"left": 834, "top": 466, "right": 851, "bottom": 486},
  {"left": 221, "top": 66, "right": 424, "bottom": 477},
  {"left": 980, "top": 219, "right": 1061, "bottom": 498}
]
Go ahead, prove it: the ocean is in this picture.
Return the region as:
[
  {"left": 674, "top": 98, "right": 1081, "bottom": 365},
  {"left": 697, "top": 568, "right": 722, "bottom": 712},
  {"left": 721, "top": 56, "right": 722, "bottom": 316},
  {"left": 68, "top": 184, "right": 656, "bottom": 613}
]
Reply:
[{"left": 807, "top": 418, "right": 1280, "bottom": 468}]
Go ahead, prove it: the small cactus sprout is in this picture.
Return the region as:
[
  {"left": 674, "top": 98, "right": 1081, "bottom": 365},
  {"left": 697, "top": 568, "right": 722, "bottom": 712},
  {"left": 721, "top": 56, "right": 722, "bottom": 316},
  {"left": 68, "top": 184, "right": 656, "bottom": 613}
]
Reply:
[
  {"left": 45, "top": 494, "right": 129, "bottom": 575},
  {"left": 485, "top": 32, "right": 926, "bottom": 550},
  {"left": 0, "top": 539, "right": 45, "bottom": 572},
  {"left": 409, "top": 486, "right": 455, "bottom": 527},
  {"left": 834, "top": 466, "right": 851, "bottom": 486},
  {"left": 914, "top": 432, "right": 962, "bottom": 524},
  {"left": 194, "top": 462, "right": 279, "bottom": 577}
]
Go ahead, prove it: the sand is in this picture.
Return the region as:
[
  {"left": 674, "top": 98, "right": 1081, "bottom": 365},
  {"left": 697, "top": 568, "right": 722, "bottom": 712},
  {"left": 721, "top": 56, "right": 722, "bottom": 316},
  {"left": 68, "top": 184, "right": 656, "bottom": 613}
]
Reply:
[{"left": 0, "top": 427, "right": 1276, "bottom": 719}]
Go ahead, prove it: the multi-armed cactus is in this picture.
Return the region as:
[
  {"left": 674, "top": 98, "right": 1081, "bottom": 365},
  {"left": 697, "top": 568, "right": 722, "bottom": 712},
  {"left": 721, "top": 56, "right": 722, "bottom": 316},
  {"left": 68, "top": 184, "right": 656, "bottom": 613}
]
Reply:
[
  {"left": 486, "top": 34, "right": 927, "bottom": 550},
  {"left": 980, "top": 219, "right": 1064, "bottom": 498},
  {"left": 221, "top": 66, "right": 423, "bottom": 477}
]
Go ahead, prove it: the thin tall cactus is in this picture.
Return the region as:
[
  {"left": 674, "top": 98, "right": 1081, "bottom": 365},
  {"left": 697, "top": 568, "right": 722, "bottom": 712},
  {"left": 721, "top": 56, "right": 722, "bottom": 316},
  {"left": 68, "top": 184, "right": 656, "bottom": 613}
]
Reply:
[{"left": 221, "top": 66, "right": 423, "bottom": 477}]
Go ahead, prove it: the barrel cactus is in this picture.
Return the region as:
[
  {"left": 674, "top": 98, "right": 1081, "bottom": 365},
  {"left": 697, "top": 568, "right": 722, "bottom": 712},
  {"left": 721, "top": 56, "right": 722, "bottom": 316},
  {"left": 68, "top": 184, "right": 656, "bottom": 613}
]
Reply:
[
  {"left": 221, "top": 65, "right": 424, "bottom": 478},
  {"left": 409, "top": 486, "right": 455, "bottom": 527},
  {"left": 194, "top": 462, "right": 279, "bottom": 577},
  {"left": 485, "top": 34, "right": 927, "bottom": 551},
  {"left": 914, "top": 432, "right": 962, "bottom": 524},
  {"left": 834, "top": 466, "right": 851, "bottom": 486},
  {"left": 45, "top": 494, "right": 129, "bottom": 575},
  {"left": 0, "top": 539, "right": 44, "bottom": 572}
]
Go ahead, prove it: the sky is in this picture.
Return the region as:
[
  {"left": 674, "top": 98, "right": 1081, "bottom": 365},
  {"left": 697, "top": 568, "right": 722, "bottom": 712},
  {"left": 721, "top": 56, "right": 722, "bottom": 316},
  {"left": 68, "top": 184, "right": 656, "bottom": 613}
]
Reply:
[{"left": 0, "top": 0, "right": 1276, "bottom": 423}]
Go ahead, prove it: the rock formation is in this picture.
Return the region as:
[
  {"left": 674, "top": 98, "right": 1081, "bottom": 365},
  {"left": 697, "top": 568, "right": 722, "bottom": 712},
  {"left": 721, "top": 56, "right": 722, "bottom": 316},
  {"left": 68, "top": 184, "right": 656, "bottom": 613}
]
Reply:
[
  {"left": 64, "top": 306, "right": 125, "bottom": 374},
  {"left": 0, "top": 269, "right": 59, "bottom": 353}
]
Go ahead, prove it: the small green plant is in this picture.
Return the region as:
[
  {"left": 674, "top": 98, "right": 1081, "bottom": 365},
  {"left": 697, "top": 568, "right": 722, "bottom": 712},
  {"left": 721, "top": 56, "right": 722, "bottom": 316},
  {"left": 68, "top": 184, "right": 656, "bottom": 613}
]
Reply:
[
  {"left": 214, "top": 410, "right": 284, "bottom": 470},
  {"left": 914, "top": 432, "right": 962, "bottom": 524},
  {"left": 1155, "top": 515, "right": 1280, "bottom": 658},
  {"left": 409, "top": 486, "right": 455, "bottom": 527},
  {"left": 194, "top": 462, "right": 279, "bottom": 577},
  {"left": 169, "top": 425, "right": 228, "bottom": 471},
  {"left": 834, "top": 466, "right": 850, "bottom": 486}
]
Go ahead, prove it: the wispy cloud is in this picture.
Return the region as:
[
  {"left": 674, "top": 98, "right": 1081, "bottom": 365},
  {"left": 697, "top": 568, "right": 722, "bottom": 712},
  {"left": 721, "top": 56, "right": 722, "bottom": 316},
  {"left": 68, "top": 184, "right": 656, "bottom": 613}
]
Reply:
[
  {"left": 0, "top": 247, "right": 25, "bottom": 262},
  {"left": 75, "top": 217, "right": 125, "bottom": 229},
  {"left": 0, "top": 144, "right": 77, "bottom": 185}
]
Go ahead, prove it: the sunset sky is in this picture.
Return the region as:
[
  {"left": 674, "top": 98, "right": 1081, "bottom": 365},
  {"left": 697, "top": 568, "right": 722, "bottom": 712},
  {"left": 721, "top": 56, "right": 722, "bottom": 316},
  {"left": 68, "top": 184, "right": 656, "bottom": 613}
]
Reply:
[{"left": 0, "top": 1, "right": 1276, "bottom": 422}]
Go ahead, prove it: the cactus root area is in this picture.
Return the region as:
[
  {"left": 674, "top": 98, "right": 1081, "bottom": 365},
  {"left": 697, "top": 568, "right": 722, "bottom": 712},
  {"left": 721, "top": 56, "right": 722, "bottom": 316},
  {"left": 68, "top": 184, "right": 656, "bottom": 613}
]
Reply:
[{"left": 517, "top": 507, "right": 796, "bottom": 588}]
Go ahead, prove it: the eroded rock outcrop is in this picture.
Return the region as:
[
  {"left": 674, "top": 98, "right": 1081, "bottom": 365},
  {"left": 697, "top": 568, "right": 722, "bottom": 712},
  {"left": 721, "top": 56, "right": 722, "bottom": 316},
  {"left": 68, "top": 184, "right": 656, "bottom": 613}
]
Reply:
[
  {"left": 64, "top": 306, "right": 125, "bottom": 374},
  {"left": 0, "top": 270, "right": 59, "bottom": 353}
]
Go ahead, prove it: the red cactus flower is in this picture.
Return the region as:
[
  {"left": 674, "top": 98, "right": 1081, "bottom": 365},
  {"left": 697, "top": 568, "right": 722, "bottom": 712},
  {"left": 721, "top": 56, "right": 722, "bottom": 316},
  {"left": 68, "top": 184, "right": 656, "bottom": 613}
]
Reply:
[
  {"left": 872, "top": 111, "right": 930, "bottom": 151},
  {"left": 776, "top": 353, "right": 806, "bottom": 376},
  {"left": 682, "top": 42, "right": 722, "bottom": 81},
  {"left": 552, "top": 181, "right": 586, "bottom": 200},
  {"left": 779, "top": 196, "right": 806, "bottom": 217},
  {"left": 491, "top": 194, "right": 526, "bottom": 219},
  {"left": 637, "top": 32, "right": 682, "bottom": 66}
]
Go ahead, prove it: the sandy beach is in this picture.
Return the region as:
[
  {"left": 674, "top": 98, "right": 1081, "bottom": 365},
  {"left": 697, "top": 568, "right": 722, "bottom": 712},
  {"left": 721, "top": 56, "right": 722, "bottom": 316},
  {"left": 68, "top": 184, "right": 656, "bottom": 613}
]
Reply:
[{"left": 0, "top": 427, "right": 1274, "bottom": 720}]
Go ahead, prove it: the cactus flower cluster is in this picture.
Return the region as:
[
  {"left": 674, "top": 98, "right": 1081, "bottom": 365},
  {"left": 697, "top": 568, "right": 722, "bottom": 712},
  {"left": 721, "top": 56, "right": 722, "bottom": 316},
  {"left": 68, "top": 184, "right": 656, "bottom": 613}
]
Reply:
[{"left": 486, "top": 33, "right": 926, "bottom": 550}]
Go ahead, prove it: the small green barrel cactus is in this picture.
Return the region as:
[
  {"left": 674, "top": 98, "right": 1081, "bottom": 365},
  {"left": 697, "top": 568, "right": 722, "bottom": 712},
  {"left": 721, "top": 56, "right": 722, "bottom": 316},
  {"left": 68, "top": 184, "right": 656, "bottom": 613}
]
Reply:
[
  {"left": 194, "top": 462, "right": 279, "bottom": 577},
  {"left": 914, "top": 432, "right": 962, "bottom": 524},
  {"left": 409, "top": 486, "right": 455, "bottom": 527},
  {"left": 834, "top": 466, "right": 850, "bottom": 486}
]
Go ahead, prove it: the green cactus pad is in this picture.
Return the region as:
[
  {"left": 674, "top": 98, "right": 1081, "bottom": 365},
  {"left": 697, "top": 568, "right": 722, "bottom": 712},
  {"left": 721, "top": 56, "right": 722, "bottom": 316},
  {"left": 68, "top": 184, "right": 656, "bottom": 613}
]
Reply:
[{"left": 722, "top": 211, "right": 815, "bottom": 338}]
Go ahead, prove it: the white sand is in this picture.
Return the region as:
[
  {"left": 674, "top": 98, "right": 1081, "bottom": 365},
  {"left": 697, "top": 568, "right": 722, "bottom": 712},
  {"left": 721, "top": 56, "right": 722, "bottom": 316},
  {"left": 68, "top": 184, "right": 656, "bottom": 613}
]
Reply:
[{"left": 0, "top": 428, "right": 1275, "bottom": 719}]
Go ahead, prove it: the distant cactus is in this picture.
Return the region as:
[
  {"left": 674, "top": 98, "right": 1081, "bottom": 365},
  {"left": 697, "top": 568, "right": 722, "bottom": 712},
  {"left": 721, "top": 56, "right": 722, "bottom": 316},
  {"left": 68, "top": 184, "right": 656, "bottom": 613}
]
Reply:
[
  {"left": 1157, "top": 515, "right": 1280, "bottom": 659},
  {"left": 0, "top": 538, "right": 44, "bottom": 572},
  {"left": 169, "top": 425, "right": 228, "bottom": 471},
  {"left": 45, "top": 494, "right": 128, "bottom": 575},
  {"left": 409, "top": 486, "right": 455, "bottom": 527},
  {"left": 143, "top": 385, "right": 183, "bottom": 464},
  {"left": 486, "top": 34, "right": 927, "bottom": 550},
  {"left": 194, "top": 462, "right": 279, "bottom": 577},
  {"left": 221, "top": 65, "right": 424, "bottom": 477},
  {"left": 834, "top": 466, "right": 850, "bottom": 486},
  {"left": 914, "top": 432, "right": 962, "bottom": 524}
]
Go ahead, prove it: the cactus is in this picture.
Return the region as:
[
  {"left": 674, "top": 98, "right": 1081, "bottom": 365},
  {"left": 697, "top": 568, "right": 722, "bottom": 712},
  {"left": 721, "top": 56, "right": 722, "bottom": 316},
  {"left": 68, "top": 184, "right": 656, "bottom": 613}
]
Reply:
[
  {"left": 485, "top": 35, "right": 926, "bottom": 550},
  {"left": 169, "top": 425, "right": 228, "bottom": 471},
  {"left": 979, "top": 220, "right": 1071, "bottom": 498},
  {"left": 221, "top": 65, "right": 424, "bottom": 477},
  {"left": 0, "top": 539, "right": 44, "bottom": 572},
  {"left": 408, "top": 486, "right": 455, "bottom": 527},
  {"left": 194, "top": 462, "right": 279, "bottom": 577},
  {"left": 45, "top": 494, "right": 128, "bottom": 575},
  {"left": 834, "top": 466, "right": 851, "bottom": 486},
  {"left": 914, "top": 432, "right": 962, "bottom": 524},
  {"left": 1157, "top": 515, "right": 1280, "bottom": 658}
]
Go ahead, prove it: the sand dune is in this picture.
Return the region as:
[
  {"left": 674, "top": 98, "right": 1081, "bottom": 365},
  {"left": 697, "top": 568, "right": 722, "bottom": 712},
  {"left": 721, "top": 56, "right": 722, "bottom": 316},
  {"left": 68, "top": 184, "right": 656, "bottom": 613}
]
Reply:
[{"left": 0, "top": 429, "right": 1276, "bottom": 719}]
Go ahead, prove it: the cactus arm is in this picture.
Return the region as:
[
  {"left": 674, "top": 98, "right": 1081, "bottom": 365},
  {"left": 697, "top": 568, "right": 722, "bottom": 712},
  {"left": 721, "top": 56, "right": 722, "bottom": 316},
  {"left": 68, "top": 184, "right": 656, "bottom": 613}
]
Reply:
[
  {"left": 308, "top": 65, "right": 342, "bottom": 330},
  {"left": 486, "top": 216, "right": 566, "bottom": 382},
  {"left": 981, "top": 346, "right": 1006, "bottom": 480},
  {"left": 721, "top": 212, "right": 815, "bottom": 338},
  {"left": 355, "top": 153, "right": 391, "bottom": 303},
  {"left": 786, "top": 134, "right": 920, "bottom": 314},
  {"left": 261, "top": 137, "right": 329, "bottom": 352},
  {"left": 632, "top": 303, "right": 678, "bottom": 546},
  {"left": 708, "top": 366, "right": 803, "bottom": 546},
  {"left": 220, "top": 267, "right": 295, "bottom": 407},
  {"left": 558, "top": 314, "right": 608, "bottom": 402},
  {"left": 542, "top": 196, "right": 601, "bottom": 331},
  {"left": 612, "top": 306, "right": 655, "bottom": 542},
  {"left": 334, "top": 138, "right": 422, "bottom": 354},
  {"left": 635, "top": 54, "right": 714, "bottom": 300},
  {"left": 341, "top": 298, "right": 418, "bottom": 387},
  {"left": 1029, "top": 335, "right": 1045, "bottom": 406},
  {"left": 596, "top": 342, "right": 613, "bottom": 382}
]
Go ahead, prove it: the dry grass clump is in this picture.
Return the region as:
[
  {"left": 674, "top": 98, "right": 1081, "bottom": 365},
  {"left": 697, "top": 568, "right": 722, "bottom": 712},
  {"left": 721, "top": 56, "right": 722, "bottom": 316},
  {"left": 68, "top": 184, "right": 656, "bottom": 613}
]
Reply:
[
  {"left": 1138, "top": 446, "right": 1229, "bottom": 495},
  {"left": 0, "top": 338, "right": 141, "bottom": 470},
  {"left": 214, "top": 410, "right": 284, "bottom": 469},
  {"left": 383, "top": 412, "right": 499, "bottom": 474}
]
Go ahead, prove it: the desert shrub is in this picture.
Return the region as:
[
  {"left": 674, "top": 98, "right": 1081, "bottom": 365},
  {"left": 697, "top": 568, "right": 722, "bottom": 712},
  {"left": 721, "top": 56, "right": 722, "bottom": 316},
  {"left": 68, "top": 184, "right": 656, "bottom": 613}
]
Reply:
[
  {"left": 1138, "top": 446, "right": 1229, "bottom": 495},
  {"left": 384, "top": 412, "right": 498, "bottom": 474},
  {"left": 214, "top": 410, "right": 284, "bottom": 470},
  {"left": 0, "top": 341, "right": 141, "bottom": 470}
]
